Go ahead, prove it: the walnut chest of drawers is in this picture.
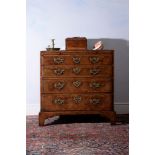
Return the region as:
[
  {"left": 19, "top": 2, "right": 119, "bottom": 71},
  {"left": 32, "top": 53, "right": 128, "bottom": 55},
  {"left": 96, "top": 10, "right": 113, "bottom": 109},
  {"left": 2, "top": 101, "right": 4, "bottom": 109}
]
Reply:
[{"left": 39, "top": 50, "right": 116, "bottom": 126}]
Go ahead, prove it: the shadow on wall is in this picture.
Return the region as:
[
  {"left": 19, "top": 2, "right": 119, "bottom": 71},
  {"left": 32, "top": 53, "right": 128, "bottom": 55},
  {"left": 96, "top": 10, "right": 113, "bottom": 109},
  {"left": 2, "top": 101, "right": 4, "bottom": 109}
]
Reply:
[{"left": 88, "top": 38, "right": 129, "bottom": 104}]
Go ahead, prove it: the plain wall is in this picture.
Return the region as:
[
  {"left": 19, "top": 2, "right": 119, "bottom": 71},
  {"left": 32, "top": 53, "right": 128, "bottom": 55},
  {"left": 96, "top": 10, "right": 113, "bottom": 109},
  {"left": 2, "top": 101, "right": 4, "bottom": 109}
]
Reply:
[{"left": 26, "top": 0, "right": 129, "bottom": 115}]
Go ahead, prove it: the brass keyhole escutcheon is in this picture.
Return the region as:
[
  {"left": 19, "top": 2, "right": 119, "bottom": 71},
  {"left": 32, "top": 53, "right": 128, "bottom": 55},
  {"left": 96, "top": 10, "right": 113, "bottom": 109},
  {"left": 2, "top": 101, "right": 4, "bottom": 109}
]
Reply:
[
  {"left": 53, "top": 57, "right": 64, "bottom": 64},
  {"left": 53, "top": 68, "right": 65, "bottom": 76},
  {"left": 72, "top": 57, "right": 80, "bottom": 64},
  {"left": 73, "top": 80, "right": 81, "bottom": 88},
  {"left": 54, "top": 81, "right": 65, "bottom": 90},
  {"left": 89, "top": 57, "right": 100, "bottom": 64},
  {"left": 73, "top": 96, "right": 82, "bottom": 104},
  {"left": 53, "top": 98, "right": 64, "bottom": 105},
  {"left": 72, "top": 67, "right": 81, "bottom": 74}
]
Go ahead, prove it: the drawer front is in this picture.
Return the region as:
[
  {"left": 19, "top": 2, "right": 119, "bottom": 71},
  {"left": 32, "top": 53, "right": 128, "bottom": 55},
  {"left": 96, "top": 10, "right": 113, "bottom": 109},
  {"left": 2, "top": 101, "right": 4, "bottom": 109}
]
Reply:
[
  {"left": 42, "top": 78, "right": 113, "bottom": 93},
  {"left": 41, "top": 65, "right": 113, "bottom": 78},
  {"left": 41, "top": 93, "right": 113, "bottom": 111},
  {"left": 41, "top": 54, "right": 113, "bottom": 65}
]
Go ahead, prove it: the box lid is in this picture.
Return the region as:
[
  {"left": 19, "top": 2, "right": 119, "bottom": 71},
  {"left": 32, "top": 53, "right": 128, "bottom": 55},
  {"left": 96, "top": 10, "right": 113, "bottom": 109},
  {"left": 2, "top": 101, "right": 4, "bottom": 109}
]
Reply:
[{"left": 66, "top": 37, "right": 87, "bottom": 40}]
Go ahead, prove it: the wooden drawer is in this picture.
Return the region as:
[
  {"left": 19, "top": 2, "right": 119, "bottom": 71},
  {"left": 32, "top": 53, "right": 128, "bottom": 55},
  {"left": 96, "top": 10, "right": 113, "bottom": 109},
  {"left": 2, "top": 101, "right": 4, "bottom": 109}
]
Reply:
[
  {"left": 41, "top": 93, "right": 113, "bottom": 111},
  {"left": 41, "top": 65, "right": 113, "bottom": 78},
  {"left": 41, "top": 54, "right": 113, "bottom": 65},
  {"left": 42, "top": 78, "right": 113, "bottom": 93}
]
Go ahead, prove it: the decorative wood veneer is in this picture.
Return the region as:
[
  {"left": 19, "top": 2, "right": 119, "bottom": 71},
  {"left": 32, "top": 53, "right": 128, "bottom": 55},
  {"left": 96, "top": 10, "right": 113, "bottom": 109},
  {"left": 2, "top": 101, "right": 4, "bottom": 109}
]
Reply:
[{"left": 39, "top": 50, "right": 116, "bottom": 126}]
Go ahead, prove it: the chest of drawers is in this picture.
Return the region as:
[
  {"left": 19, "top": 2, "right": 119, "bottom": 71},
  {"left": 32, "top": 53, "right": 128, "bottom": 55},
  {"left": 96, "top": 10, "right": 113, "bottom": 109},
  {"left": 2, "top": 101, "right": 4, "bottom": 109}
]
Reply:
[{"left": 39, "top": 50, "right": 116, "bottom": 126}]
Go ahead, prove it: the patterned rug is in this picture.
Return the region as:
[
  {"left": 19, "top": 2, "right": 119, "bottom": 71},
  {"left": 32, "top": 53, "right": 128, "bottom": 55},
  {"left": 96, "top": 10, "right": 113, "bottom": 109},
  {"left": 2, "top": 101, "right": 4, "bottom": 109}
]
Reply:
[{"left": 26, "top": 115, "right": 129, "bottom": 155}]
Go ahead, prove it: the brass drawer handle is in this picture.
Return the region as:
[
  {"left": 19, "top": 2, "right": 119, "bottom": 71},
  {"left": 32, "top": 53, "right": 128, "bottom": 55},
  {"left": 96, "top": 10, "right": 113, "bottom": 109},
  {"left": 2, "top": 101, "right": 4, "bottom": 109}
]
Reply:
[
  {"left": 54, "top": 98, "right": 64, "bottom": 105},
  {"left": 90, "top": 68, "right": 100, "bottom": 75},
  {"left": 73, "top": 80, "right": 81, "bottom": 88},
  {"left": 54, "top": 81, "right": 65, "bottom": 90},
  {"left": 89, "top": 57, "right": 100, "bottom": 64},
  {"left": 53, "top": 57, "right": 64, "bottom": 64},
  {"left": 72, "top": 57, "right": 80, "bottom": 64},
  {"left": 89, "top": 82, "right": 103, "bottom": 89},
  {"left": 72, "top": 67, "right": 81, "bottom": 74},
  {"left": 73, "top": 96, "right": 82, "bottom": 104},
  {"left": 54, "top": 68, "right": 64, "bottom": 75},
  {"left": 89, "top": 98, "right": 101, "bottom": 104}
]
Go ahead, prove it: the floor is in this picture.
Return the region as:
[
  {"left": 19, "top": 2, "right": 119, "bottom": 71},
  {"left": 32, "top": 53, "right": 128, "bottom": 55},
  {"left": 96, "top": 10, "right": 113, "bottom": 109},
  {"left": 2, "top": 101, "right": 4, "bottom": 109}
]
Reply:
[{"left": 26, "top": 114, "right": 129, "bottom": 155}]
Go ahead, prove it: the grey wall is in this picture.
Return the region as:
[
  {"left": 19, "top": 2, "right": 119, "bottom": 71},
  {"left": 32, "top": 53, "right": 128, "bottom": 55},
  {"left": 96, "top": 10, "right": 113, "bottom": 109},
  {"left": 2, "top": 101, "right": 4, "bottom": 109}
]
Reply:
[
  {"left": 88, "top": 39, "right": 129, "bottom": 113},
  {"left": 26, "top": 0, "right": 129, "bottom": 115}
]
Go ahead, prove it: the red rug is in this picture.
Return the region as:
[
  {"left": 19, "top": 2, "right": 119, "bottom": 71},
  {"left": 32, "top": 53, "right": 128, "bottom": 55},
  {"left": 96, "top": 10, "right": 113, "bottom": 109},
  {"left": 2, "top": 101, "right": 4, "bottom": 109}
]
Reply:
[{"left": 26, "top": 115, "right": 128, "bottom": 155}]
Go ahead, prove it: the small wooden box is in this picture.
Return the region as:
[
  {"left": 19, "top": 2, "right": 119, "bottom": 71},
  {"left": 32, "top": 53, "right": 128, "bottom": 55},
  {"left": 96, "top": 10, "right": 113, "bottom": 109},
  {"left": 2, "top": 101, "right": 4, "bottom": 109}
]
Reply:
[{"left": 66, "top": 37, "right": 87, "bottom": 50}]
